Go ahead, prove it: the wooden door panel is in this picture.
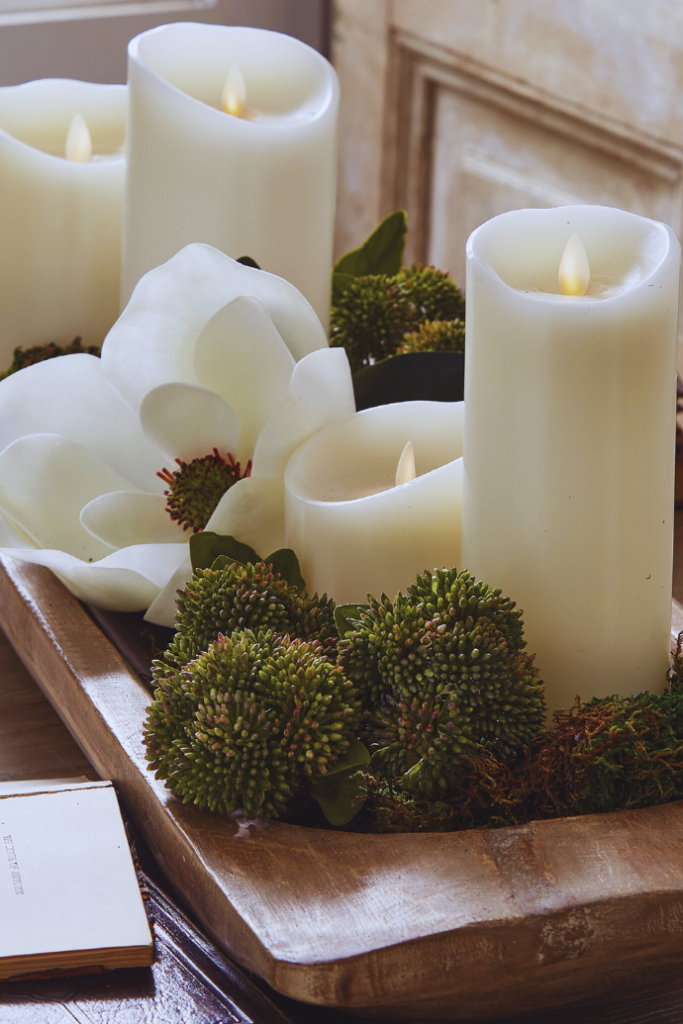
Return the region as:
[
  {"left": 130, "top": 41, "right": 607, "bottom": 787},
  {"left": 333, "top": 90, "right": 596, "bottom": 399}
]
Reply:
[{"left": 333, "top": 0, "right": 683, "bottom": 359}]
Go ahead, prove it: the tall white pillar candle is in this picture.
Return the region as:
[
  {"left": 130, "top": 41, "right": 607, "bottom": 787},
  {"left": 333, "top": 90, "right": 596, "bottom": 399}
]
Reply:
[
  {"left": 122, "top": 24, "right": 338, "bottom": 329},
  {"left": 285, "top": 402, "right": 463, "bottom": 603},
  {"left": 0, "top": 80, "right": 125, "bottom": 365},
  {"left": 462, "top": 206, "right": 680, "bottom": 710}
]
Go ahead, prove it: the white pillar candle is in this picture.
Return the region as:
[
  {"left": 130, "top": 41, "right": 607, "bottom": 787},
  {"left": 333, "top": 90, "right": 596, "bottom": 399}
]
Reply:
[
  {"left": 122, "top": 23, "right": 338, "bottom": 329},
  {"left": 462, "top": 205, "right": 680, "bottom": 710},
  {"left": 0, "top": 79, "right": 125, "bottom": 366},
  {"left": 284, "top": 402, "right": 463, "bottom": 604}
]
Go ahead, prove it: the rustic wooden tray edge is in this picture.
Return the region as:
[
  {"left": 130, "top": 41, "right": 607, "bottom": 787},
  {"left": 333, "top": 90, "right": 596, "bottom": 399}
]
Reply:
[{"left": 3, "top": 552, "right": 683, "bottom": 1021}]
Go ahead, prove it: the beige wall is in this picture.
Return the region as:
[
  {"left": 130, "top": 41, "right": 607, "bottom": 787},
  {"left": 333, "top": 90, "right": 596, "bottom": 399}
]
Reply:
[{"left": 0, "top": 0, "right": 329, "bottom": 84}]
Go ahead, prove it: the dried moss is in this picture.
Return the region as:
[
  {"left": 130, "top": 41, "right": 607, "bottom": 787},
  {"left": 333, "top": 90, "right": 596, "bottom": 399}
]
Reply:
[
  {"left": 0, "top": 337, "right": 100, "bottom": 379},
  {"left": 359, "top": 685, "right": 683, "bottom": 833}
]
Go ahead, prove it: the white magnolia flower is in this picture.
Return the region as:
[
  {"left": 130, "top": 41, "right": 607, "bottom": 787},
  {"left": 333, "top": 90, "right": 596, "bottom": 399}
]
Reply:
[{"left": 0, "top": 244, "right": 355, "bottom": 626}]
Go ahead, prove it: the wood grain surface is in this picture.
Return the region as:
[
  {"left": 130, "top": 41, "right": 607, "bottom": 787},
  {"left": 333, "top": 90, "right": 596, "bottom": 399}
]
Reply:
[{"left": 2, "top": 552, "right": 683, "bottom": 1021}]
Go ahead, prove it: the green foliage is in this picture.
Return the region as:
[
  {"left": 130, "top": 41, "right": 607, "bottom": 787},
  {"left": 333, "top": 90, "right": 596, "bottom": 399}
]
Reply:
[
  {"left": 398, "top": 319, "right": 465, "bottom": 356},
  {"left": 189, "top": 533, "right": 306, "bottom": 594},
  {"left": 309, "top": 738, "right": 371, "bottom": 826},
  {"left": 338, "top": 568, "right": 545, "bottom": 795},
  {"left": 190, "top": 532, "right": 260, "bottom": 572},
  {"left": 332, "top": 210, "right": 407, "bottom": 298},
  {"left": 334, "top": 603, "right": 370, "bottom": 640},
  {"left": 144, "top": 629, "right": 362, "bottom": 820},
  {"left": 0, "top": 337, "right": 100, "bottom": 380}
]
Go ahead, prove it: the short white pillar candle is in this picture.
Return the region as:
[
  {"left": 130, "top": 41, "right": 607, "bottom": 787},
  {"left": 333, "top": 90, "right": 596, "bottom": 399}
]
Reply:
[
  {"left": 284, "top": 401, "right": 463, "bottom": 604},
  {"left": 462, "top": 205, "right": 680, "bottom": 710},
  {"left": 0, "top": 79, "right": 125, "bottom": 365},
  {"left": 122, "top": 23, "right": 338, "bottom": 329}
]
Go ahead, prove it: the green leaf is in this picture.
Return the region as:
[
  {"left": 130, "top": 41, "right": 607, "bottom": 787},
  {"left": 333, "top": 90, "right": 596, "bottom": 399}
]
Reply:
[
  {"left": 263, "top": 548, "right": 306, "bottom": 594},
  {"left": 310, "top": 739, "right": 370, "bottom": 826},
  {"left": 333, "top": 210, "right": 408, "bottom": 280},
  {"left": 325, "top": 737, "right": 371, "bottom": 775},
  {"left": 352, "top": 351, "right": 464, "bottom": 411},
  {"left": 189, "top": 532, "right": 261, "bottom": 573},
  {"left": 334, "top": 603, "right": 369, "bottom": 639}
]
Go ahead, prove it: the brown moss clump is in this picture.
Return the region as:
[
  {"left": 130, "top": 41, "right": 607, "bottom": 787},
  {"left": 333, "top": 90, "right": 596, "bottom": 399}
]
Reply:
[
  {"left": 0, "top": 337, "right": 100, "bottom": 379},
  {"left": 360, "top": 685, "right": 683, "bottom": 833}
]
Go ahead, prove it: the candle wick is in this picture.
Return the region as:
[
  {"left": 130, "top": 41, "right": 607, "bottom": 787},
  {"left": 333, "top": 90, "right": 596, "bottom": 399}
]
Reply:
[
  {"left": 221, "top": 63, "right": 247, "bottom": 118},
  {"left": 558, "top": 233, "right": 590, "bottom": 296},
  {"left": 65, "top": 113, "right": 92, "bottom": 163},
  {"left": 395, "top": 441, "right": 416, "bottom": 486}
]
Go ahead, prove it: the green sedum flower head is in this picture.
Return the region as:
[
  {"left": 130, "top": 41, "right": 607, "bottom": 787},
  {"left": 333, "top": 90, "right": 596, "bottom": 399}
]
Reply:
[
  {"left": 398, "top": 319, "right": 465, "bottom": 356},
  {"left": 338, "top": 568, "right": 545, "bottom": 794},
  {"left": 394, "top": 264, "right": 465, "bottom": 323},
  {"left": 330, "top": 274, "right": 415, "bottom": 370},
  {"left": 159, "top": 560, "right": 337, "bottom": 671},
  {"left": 330, "top": 264, "right": 466, "bottom": 372},
  {"left": 144, "top": 629, "right": 362, "bottom": 820}
]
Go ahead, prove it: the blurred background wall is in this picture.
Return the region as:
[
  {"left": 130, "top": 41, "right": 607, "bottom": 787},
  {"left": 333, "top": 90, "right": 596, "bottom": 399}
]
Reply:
[{"left": 0, "top": 0, "right": 330, "bottom": 83}]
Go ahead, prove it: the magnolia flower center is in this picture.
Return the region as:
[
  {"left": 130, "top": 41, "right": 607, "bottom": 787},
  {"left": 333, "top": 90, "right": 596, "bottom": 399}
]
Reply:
[{"left": 158, "top": 448, "right": 252, "bottom": 533}]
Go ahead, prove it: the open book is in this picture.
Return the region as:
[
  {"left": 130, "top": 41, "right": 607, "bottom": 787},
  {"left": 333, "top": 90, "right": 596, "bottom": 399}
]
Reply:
[{"left": 0, "top": 779, "right": 154, "bottom": 980}]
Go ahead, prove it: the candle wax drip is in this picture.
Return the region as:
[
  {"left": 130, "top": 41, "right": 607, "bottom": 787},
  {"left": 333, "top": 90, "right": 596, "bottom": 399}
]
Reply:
[
  {"left": 221, "top": 64, "right": 247, "bottom": 118},
  {"left": 65, "top": 113, "right": 92, "bottom": 163},
  {"left": 558, "top": 233, "right": 590, "bottom": 296},
  {"left": 395, "top": 441, "right": 416, "bottom": 486}
]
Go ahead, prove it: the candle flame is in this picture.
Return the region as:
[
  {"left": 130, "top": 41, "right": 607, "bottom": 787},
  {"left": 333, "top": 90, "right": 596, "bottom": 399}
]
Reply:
[
  {"left": 65, "top": 113, "right": 92, "bottom": 163},
  {"left": 558, "top": 233, "right": 590, "bottom": 296},
  {"left": 221, "top": 63, "right": 247, "bottom": 118},
  {"left": 395, "top": 441, "right": 416, "bottom": 487}
]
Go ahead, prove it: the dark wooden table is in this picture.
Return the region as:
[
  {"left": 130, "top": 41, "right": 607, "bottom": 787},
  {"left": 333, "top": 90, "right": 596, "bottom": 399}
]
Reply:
[{"left": 3, "top": 514, "right": 683, "bottom": 1023}]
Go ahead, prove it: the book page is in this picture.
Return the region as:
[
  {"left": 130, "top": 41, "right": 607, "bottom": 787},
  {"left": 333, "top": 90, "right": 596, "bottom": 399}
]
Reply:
[{"left": 0, "top": 783, "right": 152, "bottom": 960}]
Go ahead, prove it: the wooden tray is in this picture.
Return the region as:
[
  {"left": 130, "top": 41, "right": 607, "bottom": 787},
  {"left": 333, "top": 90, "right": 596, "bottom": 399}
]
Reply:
[{"left": 2, "top": 551, "right": 683, "bottom": 1022}]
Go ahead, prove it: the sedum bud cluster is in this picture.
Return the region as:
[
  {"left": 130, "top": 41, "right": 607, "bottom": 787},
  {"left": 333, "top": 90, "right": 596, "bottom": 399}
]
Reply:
[
  {"left": 159, "top": 561, "right": 337, "bottom": 671},
  {"left": 330, "top": 264, "right": 465, "bottom": 371},
  {"left": 145, "top": 559, "right": 546, "bottom": 817},
  {"left": 145, "top": 629, "right": 362, "bottom": 820},
  {"left": 338, "top": 568, "right": 545, "bottom": 795}
]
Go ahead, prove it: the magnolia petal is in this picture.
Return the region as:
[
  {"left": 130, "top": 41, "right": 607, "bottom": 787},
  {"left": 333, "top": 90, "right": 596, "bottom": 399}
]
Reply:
[
  {"left": 194, "top": 296, "right": 295, "bottom": 462},
  {"left": 80, "top": 491, "right": 188, "bottom": 547},
  {"left": 102, "top": 244, "right": 328, "bottom": 412},
  {"left": 0, "top": 434, "right": 142, "bottom": 561},
  {"left": 0, "top": 354, "right": 164, "bottom": 493},
  {"left": 0, "top": 508, "right": 32, "bottom": 548},
  {"left": 0, "top": 543, "right": 188, "bottom": 612},
  {"left": 252, "top": 348, "right": 356, "bottom": 479},
  {"left": 144, "top": 553, "right": 193, "bottom": 628},
  {"left": 0, "top": 547, "right": 157, "bottom": 611},
  {"left": 206, "top": 476, "right": 285, "bottom": 556},
  {"left": 139, "top": 383, "right": 241, "bottom": 463}
]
